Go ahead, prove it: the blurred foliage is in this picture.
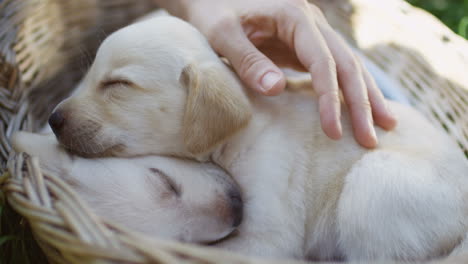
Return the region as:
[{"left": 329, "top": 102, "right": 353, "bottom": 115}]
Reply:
[{"left": 406, "top": 0, "right": 468, "bottom": 39}]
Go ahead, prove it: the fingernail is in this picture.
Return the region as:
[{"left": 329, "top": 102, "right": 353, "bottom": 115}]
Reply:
[{"left": 260, "top": 71, "right": 281, "bottom": 92}]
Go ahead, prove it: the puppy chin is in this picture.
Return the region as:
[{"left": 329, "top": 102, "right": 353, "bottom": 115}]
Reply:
[
  {"left": 57, "top": 132, "right": 126, "bottom": 158},
  {"left": 183, "top": 225, "right": 238, "bottom": 245},
  {"left": 64, "top": 142, "right": 127, "bottom": 158},
  {"left": 53, "top": 119, "right": 126, "bottom": 158}
]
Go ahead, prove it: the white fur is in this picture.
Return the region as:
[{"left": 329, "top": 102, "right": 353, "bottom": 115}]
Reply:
[
  {"left": 11, "top": 132, "right": 242, "bottom": 244},
  {"left": 48, "top": 16, "right": 468, "bottom": 261}
]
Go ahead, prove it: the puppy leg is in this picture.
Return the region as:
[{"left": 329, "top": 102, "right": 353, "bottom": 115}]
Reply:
[
  {"left": 11, "top": 132, "right": 72, "bottom": 174},
  {"left": 337, "top": 151, "right": 467, "bottom": 261}
]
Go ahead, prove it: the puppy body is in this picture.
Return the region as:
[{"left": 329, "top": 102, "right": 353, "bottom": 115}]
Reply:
[
  {"left": 210, "top": 89, "right": 468, "bottom": 260},
  {"left": 49, "top": 17, "right": 468, "bottom": 261}
]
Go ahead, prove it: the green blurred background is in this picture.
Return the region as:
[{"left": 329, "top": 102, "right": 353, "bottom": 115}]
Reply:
[{"left": 406, "top": 0, "right": 468, "bottom": 39}]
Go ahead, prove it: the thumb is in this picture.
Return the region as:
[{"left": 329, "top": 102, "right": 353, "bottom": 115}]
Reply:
[{"left": 211, "top": 25, "right": 286, "bottom": 95}]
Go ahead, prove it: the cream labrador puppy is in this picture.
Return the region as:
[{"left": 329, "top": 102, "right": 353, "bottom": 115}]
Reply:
[
  {"left": 11, "top": 131, "right": 242, "bottom": 244},
  {"left": 48, "top": 16, "right": 468, "bottom": 261}
]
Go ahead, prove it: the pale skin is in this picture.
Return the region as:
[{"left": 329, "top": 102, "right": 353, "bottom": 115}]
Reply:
[{"left": 153, "top": 0, "right": 397, "bottom": 148}]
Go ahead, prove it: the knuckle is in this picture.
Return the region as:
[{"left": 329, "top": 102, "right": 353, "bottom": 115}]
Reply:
[
  {"left": 329, "top": 91, "right": 341, "bottom": 103},
  {"left": 289, "top": 1, "right": 326, "bottom": 22},
  {"left": 338, "top": 55, "right": 361, "bottom": 76},
  {"left": 215, "top": 14, "right": 237, "bottom": 30},
  {"left": 280, "top": 0, "right": 308, "bottom": 14},
  {"left": 322, "top": 90, "right": 341, "bottom": 105},
  {"left": 238, "top": 51, "right": 265, "bottom": 78},
  {"left": 286, "top": 0, "right": 308, "bottom": 8},
  {"left": 205, "top": 14, "right": 237, "bottom": 44},
  {"left": 307, "top": 3, "right": 322, "bottom": 14},
  {"left": 318, "top": 88, "right": 340, "bottom": 102},
  {"left": 309, "top": 56, "right": 337, "bottom": 74},
  {"left": 348, "top": 99, "right": 372, "bottom": 111}
]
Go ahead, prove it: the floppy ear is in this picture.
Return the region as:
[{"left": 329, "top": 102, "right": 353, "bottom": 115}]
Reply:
[{"left": 180, "top": 62, "right": 252, "bottom": 155}]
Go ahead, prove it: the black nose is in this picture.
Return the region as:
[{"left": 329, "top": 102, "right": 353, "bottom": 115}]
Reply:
[
  {"left": 228, "top": 189, "right": 243, "bottom": 227},
  {"left": 48, "top": 111, "right": 65, "bottom": 135}
]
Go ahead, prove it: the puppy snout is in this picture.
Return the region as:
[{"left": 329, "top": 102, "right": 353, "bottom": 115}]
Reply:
[
  {"left": 49, "top": 111, "right": 65, "bottom": 135},
  {"left": 228, "top": 188, "right": 243, "bottom": 227}
]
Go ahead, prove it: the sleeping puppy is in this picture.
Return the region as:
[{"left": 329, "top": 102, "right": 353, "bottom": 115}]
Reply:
[
  {"left": 47, "top": 16, "right": 468, "bottom": 261},
  {"left": 11, "top": 132, "right": 242, "bottom": 244}
]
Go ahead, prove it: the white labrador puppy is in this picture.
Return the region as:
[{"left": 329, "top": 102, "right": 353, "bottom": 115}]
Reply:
[
  {"left": 11, "top": 132, "right": 242, "bottom": 244},
  {"left": 47, "top": 16, "right": 468, "bottom": 261}
]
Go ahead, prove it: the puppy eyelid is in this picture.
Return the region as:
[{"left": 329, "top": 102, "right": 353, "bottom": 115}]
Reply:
[
  {"left": 100, "top": 79, "right": 132, "bottom": 89},
  {"left": 149, "top": 168, "right": 182, "bottom": 197}
]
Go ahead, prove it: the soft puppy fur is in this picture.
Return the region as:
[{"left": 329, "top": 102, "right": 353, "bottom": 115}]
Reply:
[
  {"left": 48, "top": 16, "right": 468, "bottom": 261},
  {"left": 11, "top": 132, "right": 243, "bottom": 244}
]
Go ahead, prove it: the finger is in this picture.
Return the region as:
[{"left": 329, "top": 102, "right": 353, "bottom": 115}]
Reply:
[
  {"left": 209, "top": 19, "right": 286, "bottom": 96},
  {"left": 281, "top": 8, "right": 342, "bottom": 140},
  {"left": 361, "top": 65, "right": 398, "bottom": 130},
  {"left": 317, "top": 22, "right": 377, "bottom": 148}
]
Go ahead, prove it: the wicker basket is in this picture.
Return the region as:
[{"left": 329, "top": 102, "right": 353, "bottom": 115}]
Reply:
[{"left": 1, "top": 0, "right": 467, "bottom": 263}]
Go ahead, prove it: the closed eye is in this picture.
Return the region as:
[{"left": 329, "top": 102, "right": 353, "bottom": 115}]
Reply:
[
  {"left": 100, "top": 79, "right": 133, "bottom": 89},
  {"left": 149, "top": 168, "right": 181, "bottom": 197}
]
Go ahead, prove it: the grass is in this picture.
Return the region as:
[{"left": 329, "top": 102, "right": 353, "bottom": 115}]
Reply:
[
  {"left": 406, "top": 0, "right": 468, "bottom": 39},
  {"left": 0, "top": 1, "right": 467, "bottom": 264}
]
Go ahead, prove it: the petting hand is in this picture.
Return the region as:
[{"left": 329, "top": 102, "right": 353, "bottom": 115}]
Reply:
[{"left": 157, "top": 0, "right": 397, "bottom": 148}]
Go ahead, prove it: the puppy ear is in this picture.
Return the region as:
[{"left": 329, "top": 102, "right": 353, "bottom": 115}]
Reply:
[{"left": 180, "top": 62, "right": 252, "bottom": 155}]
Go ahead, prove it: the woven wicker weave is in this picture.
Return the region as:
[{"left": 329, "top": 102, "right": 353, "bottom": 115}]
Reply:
[{"left": 0, "top": 0, "right": 467, "bottom": 263}]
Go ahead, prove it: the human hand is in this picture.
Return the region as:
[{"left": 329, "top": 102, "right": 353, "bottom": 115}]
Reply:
[{"left": 157, "top": 0, "right": 397, "bottom": 148}]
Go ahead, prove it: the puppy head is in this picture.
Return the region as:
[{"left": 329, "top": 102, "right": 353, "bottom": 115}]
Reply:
[
  {"left": 11, "top": 132, "right": 243, "bottom": 243},
  {"left": 82, "top": 156, "right": 243, "bottom": 244},
  {"left": 49, "top": 16, "right": 251, "bottom": 158},
  {"left": 118, "top": 157, "right": 243, "bottom": 243}
]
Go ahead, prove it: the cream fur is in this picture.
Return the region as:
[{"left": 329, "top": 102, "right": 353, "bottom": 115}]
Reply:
[
  {"left": 11, "top": 132, "right": 242, "bottom": 244},
  {"left": 49, "top": 16, "right": 468, "bottom": 261}
]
